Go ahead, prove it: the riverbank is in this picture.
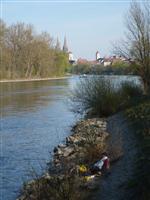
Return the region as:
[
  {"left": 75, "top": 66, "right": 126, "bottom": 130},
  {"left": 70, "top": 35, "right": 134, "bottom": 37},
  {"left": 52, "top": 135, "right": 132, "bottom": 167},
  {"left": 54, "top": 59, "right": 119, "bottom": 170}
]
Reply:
[
  {"left": 92, "top": 114, "right": 138, "bottom": 200},
  {"left": 17, "top": 117, "right": 123, "bottom": 200},
  {"left": 0, "top": 76, "right": 70, "bottom": 83}
]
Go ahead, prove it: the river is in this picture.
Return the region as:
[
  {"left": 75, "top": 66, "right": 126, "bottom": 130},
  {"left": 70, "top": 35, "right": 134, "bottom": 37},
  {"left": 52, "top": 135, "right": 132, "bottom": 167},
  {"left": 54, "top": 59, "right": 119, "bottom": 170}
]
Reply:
[
  {"left": 0, "top": 77, "right": 79, "bottom": 200},
  {"left": 0, "top": 75, "right": 141, "bottom": 200}
]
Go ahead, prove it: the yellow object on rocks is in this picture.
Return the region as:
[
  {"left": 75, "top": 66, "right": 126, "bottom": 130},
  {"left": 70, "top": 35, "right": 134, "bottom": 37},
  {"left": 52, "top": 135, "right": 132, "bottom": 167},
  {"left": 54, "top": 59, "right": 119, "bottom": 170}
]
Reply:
[
  {"left": 79, "top": 165, "right": 88, "bottom": 173},
  {"left": 84, "top": 175, "right": 95, "bottom": 181}
]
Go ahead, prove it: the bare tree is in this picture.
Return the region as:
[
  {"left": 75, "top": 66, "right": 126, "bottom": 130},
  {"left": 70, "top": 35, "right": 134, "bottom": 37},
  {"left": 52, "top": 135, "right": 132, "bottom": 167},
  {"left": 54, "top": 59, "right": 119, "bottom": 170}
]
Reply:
[
  {"left": 114, "top": 1, "right": 150, "bottom": 94},
  {"left": 0, "top": 19, "right": 69, "bottom": 80}
]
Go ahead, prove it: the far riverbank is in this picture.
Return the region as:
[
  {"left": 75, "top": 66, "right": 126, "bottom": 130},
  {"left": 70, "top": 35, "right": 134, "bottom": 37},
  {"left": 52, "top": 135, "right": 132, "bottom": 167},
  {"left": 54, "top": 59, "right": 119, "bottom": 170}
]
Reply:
[{"left": 0, "top": 76, "right": 70, "bottom": 83}]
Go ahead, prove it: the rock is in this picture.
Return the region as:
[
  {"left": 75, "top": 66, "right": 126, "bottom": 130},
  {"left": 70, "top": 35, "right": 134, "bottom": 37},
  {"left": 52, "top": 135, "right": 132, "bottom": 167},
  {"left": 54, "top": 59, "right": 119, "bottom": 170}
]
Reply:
[
  {"left": 53, "top": 158, "right": 60, "bottom": 165},
  {"left": 54, "top": 147, "right": 63, "bottom": 155},
  {"left": 66, "top": 135, "right": 78, "bottom": 144},
  {"left": 58, "top": 143, "right": 67, "bottom": 148},
  {"left": 43, "top": 173, "right": 52, "bottom": 180},
  {"left": 66, "top": 135, "right": 86, "bottom": 145},
  {"left": 63, "top": 146, "right": 75, "bottom": 157},
  {"left": 16, "top": 195, "right": 26, "bottom": 200},
  {"left": 53, "top": 147, "right": 58, "bottom": 153}
]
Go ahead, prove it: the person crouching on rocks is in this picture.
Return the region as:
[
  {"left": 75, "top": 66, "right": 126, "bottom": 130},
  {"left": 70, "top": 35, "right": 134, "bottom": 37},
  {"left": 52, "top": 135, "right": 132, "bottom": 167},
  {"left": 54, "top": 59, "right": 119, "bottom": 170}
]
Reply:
[{"left": 90, "top": 152, "right": 110, "bottom": 175}]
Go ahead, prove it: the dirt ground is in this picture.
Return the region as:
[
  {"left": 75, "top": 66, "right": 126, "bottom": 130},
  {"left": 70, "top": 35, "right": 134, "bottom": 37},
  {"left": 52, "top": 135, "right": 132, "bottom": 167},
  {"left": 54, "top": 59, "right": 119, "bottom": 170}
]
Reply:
[{"left": 92, "top": 113, "right": 138, "bottom": 200}]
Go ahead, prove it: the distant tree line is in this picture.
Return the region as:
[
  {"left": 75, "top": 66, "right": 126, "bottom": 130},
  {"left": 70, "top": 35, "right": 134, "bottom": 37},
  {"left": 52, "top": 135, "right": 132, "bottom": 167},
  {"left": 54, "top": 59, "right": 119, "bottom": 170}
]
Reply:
[
  {"left": 0, "top": 20, "right": 69, "bottom": 79},
  {"left": 70, "top": 62, "right": 133, "bottom": 75}
]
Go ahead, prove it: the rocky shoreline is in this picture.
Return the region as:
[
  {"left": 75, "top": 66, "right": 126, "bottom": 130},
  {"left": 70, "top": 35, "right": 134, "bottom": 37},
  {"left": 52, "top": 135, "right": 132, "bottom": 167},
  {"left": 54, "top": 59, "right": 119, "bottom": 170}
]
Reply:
[
  {"left": 53, "top": 118, "right": 109, "bottom": 168},
  {"left": 17, "top": 118, "right": 122, "bottom": 200}
]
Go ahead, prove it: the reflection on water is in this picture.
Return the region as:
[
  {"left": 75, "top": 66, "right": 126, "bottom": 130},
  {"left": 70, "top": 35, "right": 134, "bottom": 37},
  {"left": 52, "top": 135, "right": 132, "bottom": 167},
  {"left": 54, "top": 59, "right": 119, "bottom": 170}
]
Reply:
[
  {"left": 1, "top": 79, "right": 71, "bottom": 117},
  {"left": 0, "top": 77, "right": 79, "bottom": 200}
]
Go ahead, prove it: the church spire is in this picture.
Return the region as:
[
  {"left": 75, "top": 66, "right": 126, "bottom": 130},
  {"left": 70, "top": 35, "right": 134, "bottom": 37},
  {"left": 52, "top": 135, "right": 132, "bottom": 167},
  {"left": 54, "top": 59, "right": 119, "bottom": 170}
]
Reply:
[
  {"left": 63, "top": 36, "right": 68, "bottom": 53},
  {"left": 55, "top": 37, "right": 61, "bottom": 51}
]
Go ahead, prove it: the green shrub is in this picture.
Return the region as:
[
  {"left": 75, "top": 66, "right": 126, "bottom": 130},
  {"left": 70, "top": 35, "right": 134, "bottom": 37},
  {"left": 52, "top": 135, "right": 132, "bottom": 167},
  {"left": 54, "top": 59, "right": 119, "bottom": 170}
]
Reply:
[
  {"left": 120, "top": 81, "right": 143, "bottom": 97},
  {"left": 72, "top": 77, "right": 143, "bottom": 117},
  {"left": 125, "top": 101, "right": 150, "bottom": 200},
  {"left": 118, "top": 81, "right": 144, "bottom": 109},
  {"left": 70, "top": 64, "right": 91, "bottom": 75},
  {"left": 72, "top": 77, "right": 120, "bottom": 116},
  {"left": 126, "top": 102, "right": 150, "bottom": 128}
]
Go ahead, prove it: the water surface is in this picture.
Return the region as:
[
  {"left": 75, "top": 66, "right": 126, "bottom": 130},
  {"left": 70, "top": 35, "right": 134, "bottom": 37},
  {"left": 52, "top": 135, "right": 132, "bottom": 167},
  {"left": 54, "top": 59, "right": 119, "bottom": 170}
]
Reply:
[{"left": 0, "top": 77, "right": 78, "bottom": 200}]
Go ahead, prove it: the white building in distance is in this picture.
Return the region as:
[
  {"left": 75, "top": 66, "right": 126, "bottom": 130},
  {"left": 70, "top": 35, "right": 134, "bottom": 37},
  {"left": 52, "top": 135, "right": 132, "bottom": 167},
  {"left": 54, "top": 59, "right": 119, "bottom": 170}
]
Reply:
[
  {"left": 96, "top": 51, "right": 101, "bottom": 61},
  {"left": 69, "top": 52, "right": 74, "bottom": 61}
]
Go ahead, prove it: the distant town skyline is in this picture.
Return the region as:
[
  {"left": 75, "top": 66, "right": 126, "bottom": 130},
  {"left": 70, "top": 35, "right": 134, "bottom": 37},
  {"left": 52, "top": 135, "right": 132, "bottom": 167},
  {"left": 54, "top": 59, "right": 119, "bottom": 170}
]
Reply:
[{"left": 1, "top": 0, "right": 140, "bottom": 60}]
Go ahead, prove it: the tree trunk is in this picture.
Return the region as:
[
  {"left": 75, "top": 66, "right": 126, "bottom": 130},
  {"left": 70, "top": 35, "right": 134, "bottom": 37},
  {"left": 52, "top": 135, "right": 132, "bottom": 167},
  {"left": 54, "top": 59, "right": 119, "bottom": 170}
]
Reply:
[
  {"left": 143, "top": 79, "right": 150, "bottom": 95},
  {"left": 25, "top": 62, "right": 30, "bottom": 78}
]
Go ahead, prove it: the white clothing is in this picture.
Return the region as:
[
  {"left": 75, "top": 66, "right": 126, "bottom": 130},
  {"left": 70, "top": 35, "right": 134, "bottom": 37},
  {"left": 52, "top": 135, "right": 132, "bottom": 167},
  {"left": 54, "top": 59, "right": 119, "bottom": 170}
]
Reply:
[{"left": 94, "top": 156, "right": 108, "bottom": 170}]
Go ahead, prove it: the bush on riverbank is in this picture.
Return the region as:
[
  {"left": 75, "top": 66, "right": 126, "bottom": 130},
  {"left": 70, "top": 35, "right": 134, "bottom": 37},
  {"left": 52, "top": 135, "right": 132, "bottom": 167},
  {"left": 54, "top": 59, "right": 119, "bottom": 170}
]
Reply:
[
  {"left": 126, "top": 100, "right": 150, "bottom": 200},
  {"left": 72, "top": 77, "right": 143, "bottom": 117}
]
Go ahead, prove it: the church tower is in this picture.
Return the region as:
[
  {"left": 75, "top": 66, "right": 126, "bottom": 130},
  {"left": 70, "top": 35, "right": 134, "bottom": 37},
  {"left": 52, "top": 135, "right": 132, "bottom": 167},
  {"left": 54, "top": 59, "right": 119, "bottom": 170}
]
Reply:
[
  {"left": 96, "top": 51, "right": 100, "bottom": 61},
  {"left": 63, "top": 36, "right": 68, "bottom": 53}
]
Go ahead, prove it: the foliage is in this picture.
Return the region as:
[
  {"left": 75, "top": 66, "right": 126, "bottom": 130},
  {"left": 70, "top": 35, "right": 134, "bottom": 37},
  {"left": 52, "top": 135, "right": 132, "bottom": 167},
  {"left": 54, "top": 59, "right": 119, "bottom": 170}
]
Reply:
[
  {"left": 114, "top": 1, "right": 150, "bottom": 93},
  {"left": 72, "top": 77, "right": 143, "bottom": 117},
  {"left": 125, "top": 100, "right": 150, "bottom": 200},
  {"left": 126, "top": 102, "right": 150, "bottom": 126},
  {"left": 112, "top": 60, "right": 128, "bottom": 68},
  {"left": 22, "top": 173, "right": 86, "bottom": 200},
  {"left": 70, "top": 64, "right": 91, "bottom": 74},
  {"left": 0, "top": 20, "right": 69, "bottom": 79},
  {"left": 111, "top": 61, "right": 133, "bottom": 75},
  {"left": 70, "top": 64, "right": 133, "bottom": 75}
]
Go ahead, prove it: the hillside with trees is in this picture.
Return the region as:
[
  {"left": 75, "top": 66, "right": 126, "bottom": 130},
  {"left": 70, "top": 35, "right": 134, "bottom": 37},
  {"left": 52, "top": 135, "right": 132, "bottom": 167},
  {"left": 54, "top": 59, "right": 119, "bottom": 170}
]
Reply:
[{"left": 0, "top": 20, "right": 69, "bottom": 80}]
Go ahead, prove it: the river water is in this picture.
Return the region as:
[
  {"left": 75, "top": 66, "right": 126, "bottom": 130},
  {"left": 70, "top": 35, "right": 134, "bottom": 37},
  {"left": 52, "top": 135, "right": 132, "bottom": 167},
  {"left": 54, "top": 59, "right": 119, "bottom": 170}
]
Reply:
[
  {"left": 0, "top": 77, "right": 79, "bottom": 200},
  {"left": 0, "top": 75, "right": 141, "bottom": 200}
]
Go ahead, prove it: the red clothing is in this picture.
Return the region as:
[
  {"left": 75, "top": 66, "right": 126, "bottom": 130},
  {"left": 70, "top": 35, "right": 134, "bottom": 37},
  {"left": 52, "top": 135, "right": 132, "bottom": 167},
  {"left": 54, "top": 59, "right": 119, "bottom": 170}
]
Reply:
[{"left": 103, "top": 158, "right": 110, "bottom": 170}]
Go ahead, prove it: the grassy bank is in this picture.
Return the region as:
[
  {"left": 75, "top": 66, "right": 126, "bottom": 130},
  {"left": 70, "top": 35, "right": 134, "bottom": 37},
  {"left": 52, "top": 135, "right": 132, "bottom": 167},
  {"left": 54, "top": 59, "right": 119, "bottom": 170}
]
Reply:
[
  {"left": 72, "top": 76, "right": 143, "bottom": 117},
  {"left": 0, "top": 76, "right": 70, "bottom": 83},
  {"left": 72, "top": 76, "right": 150, "bottom": 199},
  {"left": 125, "top": 100, "right": 150, "bottom": 200}
]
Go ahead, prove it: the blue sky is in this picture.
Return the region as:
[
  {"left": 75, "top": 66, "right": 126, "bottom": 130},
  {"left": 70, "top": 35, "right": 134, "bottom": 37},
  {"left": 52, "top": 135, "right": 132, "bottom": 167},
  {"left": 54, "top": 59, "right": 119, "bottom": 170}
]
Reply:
[{"left": 1, "top": 0, "right": 134, "bottom": 59}]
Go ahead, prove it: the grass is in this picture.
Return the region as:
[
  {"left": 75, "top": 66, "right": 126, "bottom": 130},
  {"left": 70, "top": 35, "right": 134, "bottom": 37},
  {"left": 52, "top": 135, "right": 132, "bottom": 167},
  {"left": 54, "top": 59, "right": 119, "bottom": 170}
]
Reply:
[
  {"left": 72, "top": 76, "right": 143, "bottom": 117},
  {"left": 125, "top": 100, "right": 150, "bottom": 200}
]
